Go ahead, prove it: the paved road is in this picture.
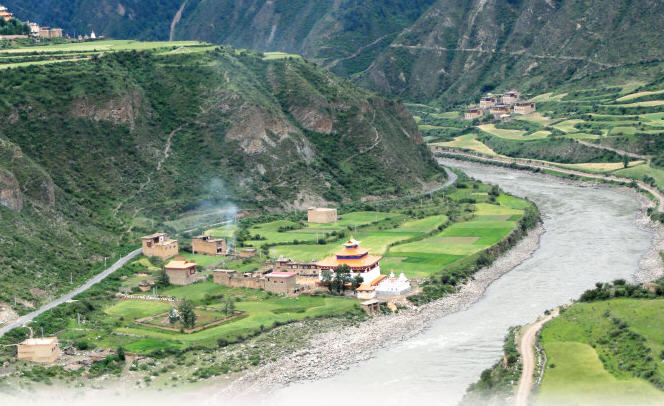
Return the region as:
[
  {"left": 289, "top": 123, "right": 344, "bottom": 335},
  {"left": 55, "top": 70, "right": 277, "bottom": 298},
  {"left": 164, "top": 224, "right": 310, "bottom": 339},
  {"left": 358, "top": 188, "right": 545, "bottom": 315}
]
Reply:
[
  {"left": 515, "top": 308, "right": 560, "bottom": 406},
  {"left": 434, "top": 148, "right": 664, "bottom": 212},
  {"left": 0, "top": 248, "right": 142, "bottom": 339}
]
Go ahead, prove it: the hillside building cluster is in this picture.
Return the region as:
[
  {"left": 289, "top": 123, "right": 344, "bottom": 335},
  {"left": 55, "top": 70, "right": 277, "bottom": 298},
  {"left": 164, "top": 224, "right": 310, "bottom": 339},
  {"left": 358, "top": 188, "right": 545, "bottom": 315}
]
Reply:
[{"left": 465, "top": 91, "right": 536, "bottom": 121}]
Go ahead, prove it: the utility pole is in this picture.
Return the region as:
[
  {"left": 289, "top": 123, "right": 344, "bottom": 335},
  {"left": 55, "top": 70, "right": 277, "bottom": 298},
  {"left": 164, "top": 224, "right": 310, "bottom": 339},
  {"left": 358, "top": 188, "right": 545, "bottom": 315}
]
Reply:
[
  {"left": 70, "top": 272, "right": 73, "bottom": 285},
  {"left": 104, "top": 256, "right": 108, "bottom": 269},
  {"left": 40, "top": 327, "right": 44, "bottom": 338},
  {"left": 77, "top": 313, "right": 81, "bottom": 327}
]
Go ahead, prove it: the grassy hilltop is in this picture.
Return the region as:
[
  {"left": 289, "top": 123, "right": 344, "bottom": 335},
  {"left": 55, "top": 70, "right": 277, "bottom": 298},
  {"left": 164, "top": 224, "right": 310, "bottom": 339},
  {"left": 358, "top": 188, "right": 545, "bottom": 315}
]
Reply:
[{"left": 0, "top": 40, "right": 442, "bottom": 309}]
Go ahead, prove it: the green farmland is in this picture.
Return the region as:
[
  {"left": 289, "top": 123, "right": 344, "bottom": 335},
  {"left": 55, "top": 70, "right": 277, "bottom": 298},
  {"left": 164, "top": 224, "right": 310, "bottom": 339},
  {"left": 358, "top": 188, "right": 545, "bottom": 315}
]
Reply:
[{"left": 537, "top": 299, "right": 664, "bottom": 405}]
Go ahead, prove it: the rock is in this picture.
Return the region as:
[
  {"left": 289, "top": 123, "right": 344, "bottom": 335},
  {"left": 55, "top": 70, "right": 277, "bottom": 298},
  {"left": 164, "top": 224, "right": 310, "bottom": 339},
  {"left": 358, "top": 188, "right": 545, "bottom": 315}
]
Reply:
[{"left": 0, "top": 169, "right": 23, "bottom": 211}]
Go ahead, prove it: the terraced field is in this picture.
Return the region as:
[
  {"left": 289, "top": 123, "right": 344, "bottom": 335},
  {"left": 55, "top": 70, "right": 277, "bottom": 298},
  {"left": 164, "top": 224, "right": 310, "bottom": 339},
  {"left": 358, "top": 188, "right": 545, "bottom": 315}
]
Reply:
[{"left": 0, "top": 40, "right": 214, "bottom": 70}]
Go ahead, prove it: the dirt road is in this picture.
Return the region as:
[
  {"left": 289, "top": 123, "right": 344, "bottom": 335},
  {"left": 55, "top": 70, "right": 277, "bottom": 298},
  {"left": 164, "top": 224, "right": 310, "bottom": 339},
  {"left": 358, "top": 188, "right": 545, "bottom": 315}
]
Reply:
[{"left": 515, "top": 308, "right": 560, "bottom": 406}]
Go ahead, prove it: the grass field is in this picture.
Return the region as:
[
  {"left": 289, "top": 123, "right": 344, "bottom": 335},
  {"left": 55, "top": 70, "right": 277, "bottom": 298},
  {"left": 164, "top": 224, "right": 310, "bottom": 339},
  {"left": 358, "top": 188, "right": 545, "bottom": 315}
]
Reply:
[
  {"left": 433, "top": 134, "right": 499, "bottom": 156},
  {"left": 514, "top": 112, "right": 556, "bottom": 126},
  {"left": 616, "top": 89, "right": 664, "bottom": 102},
  {"left": 554, "top": 161, "right": 644, "bottom": 173},
  {"left": 613, "top": 100, "right": 664, "bottom": 108},
  {"left": 537, "top": 299, "right": 664, "bottom": 405},
  {"left": 87, "top": 282, "right": 360, "bottom": 352},
  {"left": 478, "top": 124, "right": 549, "bottom": 141},
  {"left": 0, "top": 40, "right": 212, "bottom": 69}
]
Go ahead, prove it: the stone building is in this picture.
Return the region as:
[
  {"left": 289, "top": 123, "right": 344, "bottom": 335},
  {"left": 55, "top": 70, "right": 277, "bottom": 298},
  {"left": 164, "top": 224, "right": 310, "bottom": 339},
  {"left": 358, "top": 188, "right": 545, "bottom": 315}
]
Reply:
[
  {"left": 192, "top": 235, "right": 226, "bottom": 256},
  {"left": 513, "top": 102, "right": 536, "bottom": 115},
  {"left": 355, "top": 284, "right": 377, "bottom": 300},
  {"left": 38, "top": 27, "right": 63, "bottom": 39},
  {"left": 464, "top": 108, "right": 483, "bottom": 120},
  {"left": 264, "top": 272, "right": 297, "bottom": 295},
  {"left": 308, "top": 207, "right": 337, "bottom": 224},
  {"left": 17, "top": 337, "right": 60, "bottom": 364},
  {"left": 164, "top": 258, "right": 198, "bottom": 286},
  {"left": 237, "top": 247, "right": 257, "bottom": 259},
  {"left": 275, "top": 256, "right": 319, "bottom": 276},
  {"left": 141, "top": 233, "right": 179, "bottom": 260},
  {"left": 213, "top": 269, "right": 298, "bottom": 295},
  {"left": 479, "top": 96, "right": 498, "bottom": 109},
  {"left": 501, "top": 91, "right": 520, "bottom": 105},
  {"left": 490, "top": 104, "right": 511, "bottom": 115}
]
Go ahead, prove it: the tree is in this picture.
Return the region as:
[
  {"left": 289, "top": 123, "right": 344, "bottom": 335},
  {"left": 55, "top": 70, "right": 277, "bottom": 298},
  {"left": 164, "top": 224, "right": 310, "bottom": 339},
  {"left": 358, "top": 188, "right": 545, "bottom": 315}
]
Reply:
[
  {"left": 223, "top": 297, "right": 235, "bottom": 315},
  {"left": 117, "top": 346, "right": 126, "bottom": 362},
  {"left": 623, "top": 154, "right": 630, "bottom": 168},
  {"left": 351, "top": 273, "right": 364, "bottom": 290},
  {"left": 321, "top": 269, "right": 333, "bottom": 291},
  {"left": 335, "top": 265, "right": 352, "bottom": 293},
  {"left": 168, "top": 307, "right": 179, "bottom": 324},
  {"left": 156, "top": 269, "right": 170, "bottom": 288},
  {"left": 178, "top": 300, "right": 196, "bottom": 329}
]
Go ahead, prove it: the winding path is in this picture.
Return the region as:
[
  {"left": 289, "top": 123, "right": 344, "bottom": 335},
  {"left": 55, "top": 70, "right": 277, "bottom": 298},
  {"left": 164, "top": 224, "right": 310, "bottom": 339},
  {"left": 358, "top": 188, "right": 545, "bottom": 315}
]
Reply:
[
  {"left": 515, "top": 308, "right": 559, "bottom": 406},
  {"left": 433, "top": 147, "right": 664, "bottom": 212},
  {"left": 0, "top": 248, "right": 142, "bottom": 339}
]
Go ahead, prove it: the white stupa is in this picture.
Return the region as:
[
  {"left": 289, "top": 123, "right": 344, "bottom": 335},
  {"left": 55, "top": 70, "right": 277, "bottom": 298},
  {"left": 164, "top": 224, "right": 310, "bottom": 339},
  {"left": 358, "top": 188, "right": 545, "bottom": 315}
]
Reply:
[
  {"left": 375, "top": 271, "right": 411, "bottom": 296},
  {"left": 90, "top": 30, "right": 96, "bottom": 39}
]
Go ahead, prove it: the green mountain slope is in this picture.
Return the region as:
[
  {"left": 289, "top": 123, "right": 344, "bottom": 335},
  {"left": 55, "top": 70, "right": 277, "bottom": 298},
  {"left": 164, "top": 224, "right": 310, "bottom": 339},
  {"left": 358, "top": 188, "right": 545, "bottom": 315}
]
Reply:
[
  {"left": 0, "top": 45, "right": 442, "bottom": 310},
  {"left": 7, "top": 0, "right": 664, "bottom": 105}
]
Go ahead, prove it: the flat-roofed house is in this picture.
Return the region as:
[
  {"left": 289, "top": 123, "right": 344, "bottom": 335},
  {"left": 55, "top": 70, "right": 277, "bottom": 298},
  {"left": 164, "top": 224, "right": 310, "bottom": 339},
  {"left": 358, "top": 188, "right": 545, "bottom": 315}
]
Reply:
[
  {"left": 237, "top": 247, "right": 257, "bottom": 259},
  {"left": 142, "top": 233, "right": 179, "bottom": 260},
  {"left": 192, "top": 235, "right": 226, "bottom": 256},
  {"left": 490, "top": 104, "right": 511, "bottom": 115},
  {"left": 464, "top": 108, "right": 483, "bottom": 120},
  {"left": 275, "top": 256, "right": 319, "bottom": 276},
  {"left": 513, "top": 102, "right": 536, "bottom": 115},
  {"left": 308, "top": 207, "right": 337, "bottom": 224},
  {"left": 501, "top": 91, "right": 520, "bottom": 105},
  {"left": 480, "top": 96, "right": 498, "bottom": 109},
  {"left": 17, "top": 337, "right": 61, "bottom": 364},
  {"left": 164, "top": 258, "right": 198, "bottom": 285},
  {"left": 264, "top": 272, "right": 297, "bottom": 295},
  {"left": 355, "top": 284, "right": 377, "bottom": 300}
]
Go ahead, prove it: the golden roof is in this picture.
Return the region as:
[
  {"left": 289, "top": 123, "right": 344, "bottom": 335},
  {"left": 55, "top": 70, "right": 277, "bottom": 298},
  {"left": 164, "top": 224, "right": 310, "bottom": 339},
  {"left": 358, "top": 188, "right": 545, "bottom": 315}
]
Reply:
[{"left": 316, "top": 254, "right": 381, "bottom": 269}]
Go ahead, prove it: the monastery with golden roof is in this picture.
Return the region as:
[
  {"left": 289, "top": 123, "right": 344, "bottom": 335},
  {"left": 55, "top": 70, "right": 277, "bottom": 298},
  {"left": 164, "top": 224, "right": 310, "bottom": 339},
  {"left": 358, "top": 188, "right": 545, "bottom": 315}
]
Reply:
[{"left": 316, "top": 239, "right": 382, "bottom": 283}]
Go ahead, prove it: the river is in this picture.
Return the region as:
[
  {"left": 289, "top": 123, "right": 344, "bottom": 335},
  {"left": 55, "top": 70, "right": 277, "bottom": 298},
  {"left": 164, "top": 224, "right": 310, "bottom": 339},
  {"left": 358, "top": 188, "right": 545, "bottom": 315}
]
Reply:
[{"left": 247, "top": 160, "right": 655, "bottom": 406}]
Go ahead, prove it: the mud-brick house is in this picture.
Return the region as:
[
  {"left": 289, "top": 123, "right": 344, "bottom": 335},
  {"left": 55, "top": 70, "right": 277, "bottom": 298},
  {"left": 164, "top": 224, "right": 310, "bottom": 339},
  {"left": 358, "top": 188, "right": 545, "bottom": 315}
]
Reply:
[
  {"left": 275, "top": 256, "right": 319, "bottom": 276},
  {"left": 142, "top": 233, "right": 179, "bottom": 260},
  {"left": 479, "top": 96, "right": 498, "bottom": 109},
  {"left": 490, "top": 104, "right": 511, "bottom": 116},
  {"left": 164, "top": 258, "right": 198, "bottom": 285},
  {"left": 17, "top": 337, "right": 61, "bottom": 364},
  {"left": 501, "top": 91, "right": 520, "bottom": 105},
  {"left": 513, "top": 102, "right": 536, "bottom": 115},
  {"left": 264, "top": 272, "right": 297, "bottom": 295},
  {"left": 192, "top": 235, "right": 226, "bottom": 256},
  {"left": 237, "top": 248, "right": 257, "bottom": 259},
  {"left": 308, "top": 207, "right": 337, "bottom": 224},
  {"left": 464, "top": 108, "right": 483, "bottom": 120}
]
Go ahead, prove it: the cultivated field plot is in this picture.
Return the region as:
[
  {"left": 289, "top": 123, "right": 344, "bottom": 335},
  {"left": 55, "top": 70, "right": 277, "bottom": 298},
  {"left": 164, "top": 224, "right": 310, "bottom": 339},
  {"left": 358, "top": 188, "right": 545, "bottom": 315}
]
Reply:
[
  {"left": 243, "top": 211, "right": 400, "bottom": 246},
  {"left": 0, "top": 40, "right": 213, "bottom": 69},
  {"left": 60, "top": 283, "right": 358, "bottom": 353},
  {"left": 478, "top": 124, "right": 549, "bottom": 140},
  {"left": 385, "top": 202, "right": 523, "bottom": 278},
  {"left": 433, "top": 134, "right": 499, "bottom": 156},
  {"left": 538, "top": 299, "right": 664, "bottom": 405}
]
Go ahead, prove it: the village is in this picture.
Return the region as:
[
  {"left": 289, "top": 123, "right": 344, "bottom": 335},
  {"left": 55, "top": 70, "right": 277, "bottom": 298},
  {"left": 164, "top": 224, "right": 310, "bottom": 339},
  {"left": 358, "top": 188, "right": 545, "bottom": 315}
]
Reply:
[
  {"left": 10, "top": 207, "right": 414, "bottom": 368},
  {"left": 0, "top": 4, "right": 97, "bottom": 41},
  {"left": 464, "top": 90, "right": 536, "bottom": 121},
  {"left": 2, "top": 165, "right": 533, "bottom": 387}
]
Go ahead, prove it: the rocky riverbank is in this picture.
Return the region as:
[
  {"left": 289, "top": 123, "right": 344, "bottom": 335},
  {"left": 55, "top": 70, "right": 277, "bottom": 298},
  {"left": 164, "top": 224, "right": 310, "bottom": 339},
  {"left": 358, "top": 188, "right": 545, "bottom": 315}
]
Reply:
[{"left": 219, "top": 223, "right": 544, "bottom": 399}]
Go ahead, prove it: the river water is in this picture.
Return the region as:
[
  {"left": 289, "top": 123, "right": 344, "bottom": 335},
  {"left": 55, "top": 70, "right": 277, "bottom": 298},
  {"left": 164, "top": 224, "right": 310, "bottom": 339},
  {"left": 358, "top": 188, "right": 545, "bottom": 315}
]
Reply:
[{"left": 253, "top": 161, "right": 654, "bottom": 406}]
